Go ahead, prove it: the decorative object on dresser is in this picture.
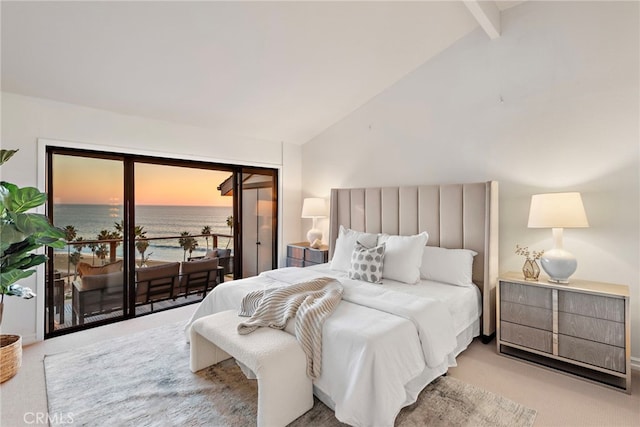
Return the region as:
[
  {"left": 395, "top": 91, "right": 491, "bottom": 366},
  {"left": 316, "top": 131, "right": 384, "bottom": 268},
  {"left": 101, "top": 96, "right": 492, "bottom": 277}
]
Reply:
[
  {"left": 286, "top": 242, "right": 328, "bottom": 267},
  {"left": 527, "top": 192, "right": 589, "bottom": 283},
  {"left": 497, "top": 272, "right": 630, "bottom": 392},
  {"left": 514, "top": 245, "right": 543, "bottom": 281},
  {"left": 301, "top": 197, "right": 327, "bottom": 244}
]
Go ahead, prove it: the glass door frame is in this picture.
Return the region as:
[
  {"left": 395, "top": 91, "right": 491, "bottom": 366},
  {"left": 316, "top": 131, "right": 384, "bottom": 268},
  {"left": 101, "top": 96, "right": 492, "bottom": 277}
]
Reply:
[
  {"left": 235, "top": 167, "right": 278, "bottom": 278},
  {"left": 45, "top": 148, "right": 130, "bottom": 337},
  {"left": 45, "top": 146, "right": 279, "bottom": 339}
]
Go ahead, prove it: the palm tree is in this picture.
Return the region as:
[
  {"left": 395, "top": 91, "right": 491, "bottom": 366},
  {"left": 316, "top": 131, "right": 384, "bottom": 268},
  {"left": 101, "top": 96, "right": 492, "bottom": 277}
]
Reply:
[
  {"left": 97, "top": 229, "right": 111, "bottom": 242},
  {"left": 178, "top": 231, "right": 191, "bottom": 261},
  {"left": 115, "top": 220, "right": 148, "bottom": 265},
  {"left": 95, "top": 245, "right": 108, "bottom": 264},
  {"left": 178, "top": 231, "right": 198, "bottom": 261},
  {"left": 135, "top": 225, "right": 147, "bottom": 239},
  {"left": 96, "top": 229, "right": 113, "bottom": 264},
  {"left": 115, "top": 220, "right": 147, "bottom": 240},
  {"left": 110, "top": 224, "right": 123, "bottom": 262},
  {"left": 69, "top": 251, "right": 82, "bottom": 279},
  {"left": 87, "top": 242, "right": 98, "bottom": 265},
  {"left": 226, "top": 215, "right": 233, "bottom": 249},
  {"left": 63, "top": 225, "right": 77, "bottom": 283},
  {"left": 187, "top": 238, "right": 198, "bottom": 260},
  {"left": 201, "top": 225, "right": 211, "bottom": 251},
  {"left": 135, "top": 239, "right": 150, "bottom": 267}
]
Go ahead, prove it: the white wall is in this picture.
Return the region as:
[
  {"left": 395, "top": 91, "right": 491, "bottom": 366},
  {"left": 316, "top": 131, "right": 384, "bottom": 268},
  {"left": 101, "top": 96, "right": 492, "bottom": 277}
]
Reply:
[
  {"left": 0, "top": 92, "right": 303, "bottom": 342},
  {"left": 302, "top": 1, "right": 640, "bottom": 362}
]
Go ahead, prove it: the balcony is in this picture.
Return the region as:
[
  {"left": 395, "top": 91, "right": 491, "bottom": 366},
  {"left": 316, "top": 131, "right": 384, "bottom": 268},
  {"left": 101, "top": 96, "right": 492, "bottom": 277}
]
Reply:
[{"left": 48, "top": 233, "right": 233, "bottom": 331}]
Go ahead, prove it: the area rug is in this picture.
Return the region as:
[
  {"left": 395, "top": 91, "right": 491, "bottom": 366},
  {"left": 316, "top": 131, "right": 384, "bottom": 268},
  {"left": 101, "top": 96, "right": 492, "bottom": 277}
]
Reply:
[{"left": 45, "top": 322, "right": 537, "bottom": 427}]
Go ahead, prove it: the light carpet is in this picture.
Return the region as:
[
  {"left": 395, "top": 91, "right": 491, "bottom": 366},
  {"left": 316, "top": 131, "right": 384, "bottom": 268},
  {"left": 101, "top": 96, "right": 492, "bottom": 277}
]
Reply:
[{"left": 45, "top": 322, "right": 537, "bottom": 427}]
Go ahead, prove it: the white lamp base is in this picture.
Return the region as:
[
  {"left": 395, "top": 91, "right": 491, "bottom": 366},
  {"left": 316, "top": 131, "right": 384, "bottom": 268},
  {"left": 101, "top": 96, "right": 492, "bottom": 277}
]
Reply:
[
  {"left": 307, "top": 228, "right": 322, "bottom": 245},
  {"left": 540, "top": 248, "right": 577, "bottom": 284}
]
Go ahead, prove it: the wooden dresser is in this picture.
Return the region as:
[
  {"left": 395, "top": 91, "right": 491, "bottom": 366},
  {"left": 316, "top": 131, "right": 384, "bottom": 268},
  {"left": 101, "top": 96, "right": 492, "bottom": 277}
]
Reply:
[
  {"left": 286, "top": 242, "right": 329, "bottom": 267},
  {"left": 497, "top": 272, "right": 630, "bottom": 392}
]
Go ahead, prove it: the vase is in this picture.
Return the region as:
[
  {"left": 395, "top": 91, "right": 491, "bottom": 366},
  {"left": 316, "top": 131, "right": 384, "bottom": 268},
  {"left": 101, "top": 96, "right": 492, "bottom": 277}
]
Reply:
[{"left": 522, "top": 259, "right": 540, "bottom": 281}]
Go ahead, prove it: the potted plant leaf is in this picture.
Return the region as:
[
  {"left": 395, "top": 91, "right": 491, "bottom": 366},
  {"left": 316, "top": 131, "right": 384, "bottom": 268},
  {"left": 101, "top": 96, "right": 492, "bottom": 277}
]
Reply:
[{"left": 0, "top": 149, "right": 66, "bottom": 382}]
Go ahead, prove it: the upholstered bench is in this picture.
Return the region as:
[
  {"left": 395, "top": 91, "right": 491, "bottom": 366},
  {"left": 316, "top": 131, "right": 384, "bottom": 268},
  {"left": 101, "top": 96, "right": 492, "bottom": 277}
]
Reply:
[{"left": 189, "top": 310, "right": 313, "bottom": 427}]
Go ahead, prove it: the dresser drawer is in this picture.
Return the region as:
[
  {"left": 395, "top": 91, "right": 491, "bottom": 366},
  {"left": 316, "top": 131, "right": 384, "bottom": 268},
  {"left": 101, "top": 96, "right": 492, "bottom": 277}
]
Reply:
[
  {"left": 558, "top": 312, "right": 625, "bottom": 347},
  {"left": 286, "top": 243, "right": 329, "bottom": 267},
  {"left": 286, "top": 257, "right": 305, "bottom": 268},
  {"left": 558, "top": 291, "right": 624, "bottom": 322},
  {"left": 500, "top": 281, "right": 552, "bottom": 309},
  {"left": 500, "top": 301, "right": 553, "bottom": 331},
  {"left": 558, "top": 334, "right": 626, "bottom": 373},
  {"left": 304, "top": 248, "right": 328, "bottom": 264},
  {"left": 500, "top": 321, "right": 553, "bottom": 354},
  {"left": 287, "top": 245, "right": 305, "bottom": 260}
]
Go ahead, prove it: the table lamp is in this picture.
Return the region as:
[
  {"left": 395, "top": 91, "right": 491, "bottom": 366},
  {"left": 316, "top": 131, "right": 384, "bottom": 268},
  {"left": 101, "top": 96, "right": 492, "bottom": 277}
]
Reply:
[
  {"left": 527, "top": 192, "right": 589, "bottom": 283},
  {"left": 301, "top": 197, "right": 326, "bottom": 245}
]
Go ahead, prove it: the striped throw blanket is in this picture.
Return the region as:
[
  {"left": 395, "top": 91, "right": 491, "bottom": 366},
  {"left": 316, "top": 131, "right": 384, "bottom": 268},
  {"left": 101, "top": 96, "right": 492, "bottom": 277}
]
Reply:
[{"left": 237, "top": 276, "right": 343, "bottom": 379}]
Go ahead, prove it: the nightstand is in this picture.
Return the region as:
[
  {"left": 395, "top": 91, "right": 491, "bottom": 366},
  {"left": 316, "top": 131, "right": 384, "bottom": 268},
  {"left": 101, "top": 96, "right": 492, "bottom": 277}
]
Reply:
[
  {"left": 286, "top": 242, "right": 329, "bottom": 267},
  {"left": 497, "top": 272, "right": 630, "bottom": 392}
]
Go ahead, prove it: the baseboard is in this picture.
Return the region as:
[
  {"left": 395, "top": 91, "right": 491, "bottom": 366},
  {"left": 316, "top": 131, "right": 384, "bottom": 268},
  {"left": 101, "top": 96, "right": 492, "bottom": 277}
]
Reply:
[
  {"left": 631, "top": 356, "right": 640, "bottom": 372},
  {"left": 18, "top": 333, "right": 38, "bottom": 346}
]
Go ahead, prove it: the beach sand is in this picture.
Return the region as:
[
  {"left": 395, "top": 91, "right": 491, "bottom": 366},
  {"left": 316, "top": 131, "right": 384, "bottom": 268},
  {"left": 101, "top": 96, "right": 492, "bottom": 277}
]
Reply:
[{"left": 53, "top": 253, "right": 169, "bottom": 279}]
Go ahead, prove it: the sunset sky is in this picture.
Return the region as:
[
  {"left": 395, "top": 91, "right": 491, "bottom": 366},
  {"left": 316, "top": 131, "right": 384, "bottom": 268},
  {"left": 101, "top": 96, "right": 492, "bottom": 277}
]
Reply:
[{"left": 52, "top": 155, "right": 233, "bottom": 207}]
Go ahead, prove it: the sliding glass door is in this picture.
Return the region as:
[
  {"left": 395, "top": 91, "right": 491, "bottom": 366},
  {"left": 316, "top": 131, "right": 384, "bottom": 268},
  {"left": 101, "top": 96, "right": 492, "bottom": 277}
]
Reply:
[
  {"left": 132, "top": 163, "right": 234, "bottom": 315},
  {"left": 240, "top": 169, "right": 277, "bottom": 278},
  {"left": 47, "top": 153, "right": 127, "bottom": 334},
  {"left": 45, "top": 147, "right": 278, "bottom": 337}
]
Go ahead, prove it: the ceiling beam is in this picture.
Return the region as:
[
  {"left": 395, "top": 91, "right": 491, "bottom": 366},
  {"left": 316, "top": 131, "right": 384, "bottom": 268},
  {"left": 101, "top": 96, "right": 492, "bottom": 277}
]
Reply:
[{"left": 463, "top": 0, "right": 501, "bottom": 39}]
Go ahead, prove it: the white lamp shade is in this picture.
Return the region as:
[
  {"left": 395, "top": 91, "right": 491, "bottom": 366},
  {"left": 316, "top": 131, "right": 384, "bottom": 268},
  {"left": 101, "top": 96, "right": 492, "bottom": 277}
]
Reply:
[
  {"left": 528, "top": 192, "right": 589, "bottom": 228},
  {"left": 301, "top": 198, "right": 327, "bottom": 218}
]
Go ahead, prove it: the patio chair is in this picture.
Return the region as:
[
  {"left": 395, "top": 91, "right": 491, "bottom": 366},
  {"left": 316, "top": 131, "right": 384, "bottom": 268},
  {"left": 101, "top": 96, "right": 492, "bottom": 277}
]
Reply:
[
  {"left": 135, "top": 262, "right": 180, "bottom": 310},
  {"left": 72, "top": 271, "right": 124, "bottom": 325},
  {"left": 176, "top": 258, "right": 219, "bottom": 300},
  {"left": 212, "top": 248, "right": 233, "bottom": 275}
]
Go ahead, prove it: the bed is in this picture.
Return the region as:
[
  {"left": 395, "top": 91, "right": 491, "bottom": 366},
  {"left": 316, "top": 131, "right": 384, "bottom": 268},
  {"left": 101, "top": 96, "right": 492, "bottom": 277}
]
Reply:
[{"left": 186, "top": 182, "right": 499, "bottom": 427}]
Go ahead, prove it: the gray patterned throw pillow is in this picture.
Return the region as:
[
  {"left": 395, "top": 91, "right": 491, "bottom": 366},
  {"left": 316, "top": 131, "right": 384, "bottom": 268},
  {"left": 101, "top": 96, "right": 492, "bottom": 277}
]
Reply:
[{"left": 348, "top": 242, "right": 385, "bottom": 284}]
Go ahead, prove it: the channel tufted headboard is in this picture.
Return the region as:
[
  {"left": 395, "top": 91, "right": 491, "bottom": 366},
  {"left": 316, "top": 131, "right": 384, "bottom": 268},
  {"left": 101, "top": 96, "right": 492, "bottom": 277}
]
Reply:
[{"left": 328, "top": 181, "right": 499, "bottom": 340}]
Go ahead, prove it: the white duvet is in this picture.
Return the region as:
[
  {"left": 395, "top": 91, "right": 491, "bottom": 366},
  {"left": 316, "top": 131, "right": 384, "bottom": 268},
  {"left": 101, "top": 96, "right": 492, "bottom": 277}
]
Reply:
[{"left": 185, "top": 265, "right": 481, "bottom": 427}]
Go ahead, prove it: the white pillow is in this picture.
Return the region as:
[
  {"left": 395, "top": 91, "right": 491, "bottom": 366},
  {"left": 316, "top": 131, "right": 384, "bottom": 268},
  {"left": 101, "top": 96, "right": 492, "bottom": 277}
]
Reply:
[
  {"left": 378, "top": 232, "right": 429, "bottom": 284},
  {"left": 420, "top": 246, "right": 477, "bottom": 287},
  {"left": 348, "top": 242, "right": 385, "bottom": 284},
  {"left": 330, "top": 226, "right": 379, "bottom": 272}
]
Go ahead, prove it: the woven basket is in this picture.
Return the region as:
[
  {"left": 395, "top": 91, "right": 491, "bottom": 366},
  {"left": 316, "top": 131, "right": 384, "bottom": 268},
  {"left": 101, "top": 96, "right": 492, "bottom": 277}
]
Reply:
[{"left": 0, "top": 334, "right": 22, "bottom": 383}]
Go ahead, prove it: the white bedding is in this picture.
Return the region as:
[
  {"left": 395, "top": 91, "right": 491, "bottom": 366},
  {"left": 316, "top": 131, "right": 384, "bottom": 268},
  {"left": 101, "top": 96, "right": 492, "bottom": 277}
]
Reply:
[
  {"left": 306, "top": 263, "right": 481, "bottom": 336},
  {"left": 185, "top": 264, "right": 481, "bottom": 427}
]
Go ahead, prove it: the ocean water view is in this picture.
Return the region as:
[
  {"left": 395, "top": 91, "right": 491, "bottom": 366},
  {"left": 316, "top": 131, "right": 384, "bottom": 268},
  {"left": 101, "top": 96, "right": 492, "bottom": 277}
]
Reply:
[{"left": 53, "top": 204, "right": 233, "bottom": 263}]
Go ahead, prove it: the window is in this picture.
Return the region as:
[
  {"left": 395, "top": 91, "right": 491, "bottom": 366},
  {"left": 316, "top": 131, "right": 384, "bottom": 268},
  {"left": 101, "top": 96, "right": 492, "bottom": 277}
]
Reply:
[{"left": 45, "top": 147, "right": 277, "bottom": 337}]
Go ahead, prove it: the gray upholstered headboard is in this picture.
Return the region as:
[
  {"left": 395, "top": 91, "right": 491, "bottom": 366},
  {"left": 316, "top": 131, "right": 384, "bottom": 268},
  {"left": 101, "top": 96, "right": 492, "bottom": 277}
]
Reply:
[{"left": 328, "top": 181, "right": 499, "bottom": 339}]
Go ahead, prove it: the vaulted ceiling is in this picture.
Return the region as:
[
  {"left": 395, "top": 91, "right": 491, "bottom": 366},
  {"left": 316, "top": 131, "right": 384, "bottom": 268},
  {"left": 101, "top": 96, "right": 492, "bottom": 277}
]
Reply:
[{"left": 1, "top": 1, "right": 522, "bottom": 145}]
